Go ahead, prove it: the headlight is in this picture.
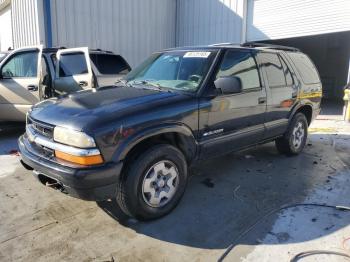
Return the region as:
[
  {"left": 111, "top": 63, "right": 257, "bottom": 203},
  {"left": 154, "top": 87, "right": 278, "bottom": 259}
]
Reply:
[{"left": 54, "top": 126, "right": 96, "bottom": 148}]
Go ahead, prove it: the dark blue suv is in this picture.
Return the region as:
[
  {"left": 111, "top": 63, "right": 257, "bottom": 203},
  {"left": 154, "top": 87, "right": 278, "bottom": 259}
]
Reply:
[{"left": 19, "top": 42, "right": 322, "bottom": 220}]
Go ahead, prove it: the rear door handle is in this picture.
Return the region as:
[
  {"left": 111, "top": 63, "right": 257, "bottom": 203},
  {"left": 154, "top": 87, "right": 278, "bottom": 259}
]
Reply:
[
  {"left": 27, "top": 85, "right": 38, "bottom": 91},
  {"left": 79, "top": 81, "right": 88, "bottom": 87},
  {"left": 258, "top": 97, "right": 266, "bottom": 104}
]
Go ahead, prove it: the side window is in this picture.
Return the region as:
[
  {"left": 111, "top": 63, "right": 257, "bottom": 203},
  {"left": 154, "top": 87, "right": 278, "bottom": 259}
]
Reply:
[
  {"left": 287, "top": 52, "right": 320, "bottom": 84},
  {"left": 1, "top": 51, "right": 38, "bottom": 78},
  {"left": 89, "top": 54, "right": 130, "bottom": 75},
  {"left": 59, "top": 52, "right": 88, "bottom": 77},
  {"left": 259, "top": 52, "right": 286, "bottom": 87},
  {"left": 279, "top": 56, "right": 293, "bottom": 86},
  {"left": 216, "top": 50, "right": 260, "bottom": 91}
]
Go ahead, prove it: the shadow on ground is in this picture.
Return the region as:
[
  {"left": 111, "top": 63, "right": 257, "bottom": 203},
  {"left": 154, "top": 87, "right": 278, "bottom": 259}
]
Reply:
[
  {"left": 0, "top": 125, "right": 24, "bottom": 155},
  {"left": 98, "top": 133, "right": 350, "bottom": 252}
]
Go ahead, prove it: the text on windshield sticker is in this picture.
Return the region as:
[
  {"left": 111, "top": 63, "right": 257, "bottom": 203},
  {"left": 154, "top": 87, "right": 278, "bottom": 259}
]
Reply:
[{"left": 184, "top": 52, "right": 211, "bottom": 58}]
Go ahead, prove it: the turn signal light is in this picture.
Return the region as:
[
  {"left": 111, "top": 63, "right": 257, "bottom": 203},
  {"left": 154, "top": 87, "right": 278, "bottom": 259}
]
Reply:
[{"left": 55, "top": 150, "right": 103, "bottom": 165}]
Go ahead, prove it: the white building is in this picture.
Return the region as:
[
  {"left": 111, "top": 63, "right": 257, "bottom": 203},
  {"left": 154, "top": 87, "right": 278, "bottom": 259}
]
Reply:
[{"left": 0, "top": 0, "right": 349, "bottom": 101}]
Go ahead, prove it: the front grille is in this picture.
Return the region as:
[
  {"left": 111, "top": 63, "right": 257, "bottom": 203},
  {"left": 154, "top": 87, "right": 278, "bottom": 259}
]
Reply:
[
  {"left": 27, "top": 116, "right": 54, "bottom": 139},
  {"left": 32, "top": 141, "right": 55, "bottom": 159},
  {"left": 26, "top": 117, "right": 55, "bottom": 159}
]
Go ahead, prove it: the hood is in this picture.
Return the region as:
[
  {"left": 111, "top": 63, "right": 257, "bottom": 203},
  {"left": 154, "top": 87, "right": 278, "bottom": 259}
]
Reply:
[{"left": 30, "top": 86, "right": 190, "bottom": 131}]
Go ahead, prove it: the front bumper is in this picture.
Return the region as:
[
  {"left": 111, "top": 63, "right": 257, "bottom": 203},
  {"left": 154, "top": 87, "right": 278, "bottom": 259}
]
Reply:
[{"left": 18, "top": 135, "right": 123, "bottom": 201}]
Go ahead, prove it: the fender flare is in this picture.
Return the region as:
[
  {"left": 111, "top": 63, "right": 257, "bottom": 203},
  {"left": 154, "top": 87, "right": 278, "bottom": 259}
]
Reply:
[
  {"left": 113, "top": 123, "right": 197, "bottom": 162},
  {"left": 288, "top": 101, "right": 313, "bottom": 123}
]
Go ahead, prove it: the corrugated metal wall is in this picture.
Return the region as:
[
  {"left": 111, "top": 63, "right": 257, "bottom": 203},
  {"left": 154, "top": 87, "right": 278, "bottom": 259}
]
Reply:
[
  {"left": 176, "top": 0, "right": 244, "bottom": 46},
  {"left": 50, "top": 0, "right": 176, "bottom": 67},
  {"left": 11, "top": 0, "right": 45, "bottom": 48},
  {"left": 247, "top": 0, "right": 350, "bottom": 41},
  {"left": 0, "top": 3, "right": 13, "bottom": 50}
]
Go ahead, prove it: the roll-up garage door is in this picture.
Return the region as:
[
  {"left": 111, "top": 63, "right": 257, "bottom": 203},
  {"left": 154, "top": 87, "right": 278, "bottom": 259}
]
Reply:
[{"left": 247, "top": 0, "right": 350, "bottom": 41}]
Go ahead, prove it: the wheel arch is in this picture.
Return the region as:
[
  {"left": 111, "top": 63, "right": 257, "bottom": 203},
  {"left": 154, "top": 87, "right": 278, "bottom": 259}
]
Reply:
[
  {"left": 114, "top": 124, "right": 198, "bottom": 165},
  {"left": 289, "top": 103, "right": 313, "bottom": 126}
]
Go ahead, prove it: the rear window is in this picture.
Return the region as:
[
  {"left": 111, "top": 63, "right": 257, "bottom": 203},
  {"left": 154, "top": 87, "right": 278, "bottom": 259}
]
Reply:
[
  {"left": 287, "top": 52, "right": 320, "bottom": 84},
  {"left": 90, "top": 54, "right": 130, "bottom": 75},
  {"left": 59, "top": 52, "right": 88, "bottom": 77}
]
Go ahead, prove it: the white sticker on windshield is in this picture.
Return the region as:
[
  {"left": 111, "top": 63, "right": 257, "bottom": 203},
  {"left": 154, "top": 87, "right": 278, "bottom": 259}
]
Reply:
[{"left": 184, "top": 52, "right": 211, "bottom": 58}]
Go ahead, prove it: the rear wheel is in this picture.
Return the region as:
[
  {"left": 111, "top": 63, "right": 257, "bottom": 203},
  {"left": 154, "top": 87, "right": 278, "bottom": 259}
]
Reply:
[
  {"left": 275, "top": 113, "right": 308, "bottom": 156},
  {"left": 116, "top": 144, "right": 187, "bottom": 220}
]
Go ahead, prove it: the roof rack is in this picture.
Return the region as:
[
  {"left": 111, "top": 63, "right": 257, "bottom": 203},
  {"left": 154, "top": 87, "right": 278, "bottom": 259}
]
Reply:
[{"left": 241, "top": 42, "right": 300, "bottom": 52}]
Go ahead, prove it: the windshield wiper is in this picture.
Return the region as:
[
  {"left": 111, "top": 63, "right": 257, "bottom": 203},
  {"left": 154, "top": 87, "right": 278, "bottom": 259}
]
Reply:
[
  {"left": 131, "top": 80, "right": 173, "bottom": 92},
  {"left": 131, "top": 80, "right": 158, "bottom": 87},
  {"left": 114, "top": 79, "right": 130, "bottom": 87}
]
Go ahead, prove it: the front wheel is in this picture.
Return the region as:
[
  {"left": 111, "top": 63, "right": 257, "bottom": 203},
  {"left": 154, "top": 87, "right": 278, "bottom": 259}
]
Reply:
[
  {"left": 116, "top": 144, "right": 188, "bottom": 220},
  {"left": 275, "top": 113, "right": 308, "bottom": 156}
]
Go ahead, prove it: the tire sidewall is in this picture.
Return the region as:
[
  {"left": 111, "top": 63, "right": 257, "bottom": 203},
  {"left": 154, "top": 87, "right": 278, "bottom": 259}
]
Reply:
[{"left": 125, "top": 145, "right": 187, "bottom": 219}]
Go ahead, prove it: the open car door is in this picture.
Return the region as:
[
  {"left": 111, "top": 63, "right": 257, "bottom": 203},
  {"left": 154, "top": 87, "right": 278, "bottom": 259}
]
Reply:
[
  {"left": 0, "top": 45, "right": 43, "bottom": 122},
  {"left": 54, "top": 47, "right": 94, "bottom": 95}
]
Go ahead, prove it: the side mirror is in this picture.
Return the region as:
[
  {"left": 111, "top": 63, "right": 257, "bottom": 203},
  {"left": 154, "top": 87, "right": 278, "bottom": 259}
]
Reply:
[{"left": 214, "top": 76, "right": 242, "bottom": 95}]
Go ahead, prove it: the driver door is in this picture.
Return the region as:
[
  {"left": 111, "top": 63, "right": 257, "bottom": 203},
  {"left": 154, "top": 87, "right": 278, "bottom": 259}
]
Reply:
[
  {"left": 0, "top": 45, "right": 43, "bottom": 122},
  {"left": 54, "top": 47, "right": 94, "bottom": 95},
  {"left": 199, "top": 50, "right": 267, "bottom": 159}
]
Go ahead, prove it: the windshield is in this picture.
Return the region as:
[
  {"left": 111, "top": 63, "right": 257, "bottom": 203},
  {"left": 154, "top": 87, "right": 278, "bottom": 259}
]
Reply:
[{"left": 125, "top": 50, "right": 217, "bottom": 92}]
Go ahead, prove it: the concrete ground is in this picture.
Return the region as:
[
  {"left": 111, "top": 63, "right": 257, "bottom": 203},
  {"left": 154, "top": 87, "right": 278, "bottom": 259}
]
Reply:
[{"left": 0, "top": 118, "right": 350, "bottom": 261}]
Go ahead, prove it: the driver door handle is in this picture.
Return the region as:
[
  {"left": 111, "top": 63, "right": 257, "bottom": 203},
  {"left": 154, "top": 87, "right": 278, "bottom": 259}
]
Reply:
[
  {"left": 79, "top": 81, "right": 88, "bottom": 87},
  {"left": 27, "top": 85, "right": 38, "bottom": 91},
  {"left": 258, "top": 97, "right": 266, "bottom": 104}
]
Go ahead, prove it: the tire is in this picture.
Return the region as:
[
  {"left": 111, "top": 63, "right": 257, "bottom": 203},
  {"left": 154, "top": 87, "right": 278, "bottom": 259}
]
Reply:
[
  {"left": 275, "top": 113, "right": 308, "bottom": 156},
  {"left": 116, "top": 144, "right": 188, "bottom": 220}
]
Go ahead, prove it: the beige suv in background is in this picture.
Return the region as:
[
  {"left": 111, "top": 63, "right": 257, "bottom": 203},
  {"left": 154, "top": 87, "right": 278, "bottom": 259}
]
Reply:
[{"left": 0, "top": 46, "right": 131, "bottom": 124}]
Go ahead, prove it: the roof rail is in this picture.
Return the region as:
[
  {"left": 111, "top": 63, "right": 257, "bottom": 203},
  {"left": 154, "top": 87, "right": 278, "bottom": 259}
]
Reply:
[
  {"left": 49, "top": 46, "right": 66, "bottom": 49},
  {"left": 241, "top": 42, "right": 300, "bottom": 52},
  {"left": 89, "top": 48, "right": 114, "bottom": 53},
  {"left": 210, "top": 42, "right": 238, "bottom": 46},
  {"left": 43, "top": 46, "right": 66, "bottom": 52}
]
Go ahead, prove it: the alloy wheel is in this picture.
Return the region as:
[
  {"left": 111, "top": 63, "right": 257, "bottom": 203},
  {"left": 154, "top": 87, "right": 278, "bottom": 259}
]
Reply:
[{"left": 142, "top": 160, "right": 179, "bottom": 208}]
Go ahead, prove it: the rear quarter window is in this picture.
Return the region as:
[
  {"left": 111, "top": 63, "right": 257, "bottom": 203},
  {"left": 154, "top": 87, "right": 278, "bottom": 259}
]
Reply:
[
  {"left": 90, "top": 54, "right": 130, "bottom": 75},
  {"left": 287, "top": 52, "right": 320, "bottom": 84}
]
